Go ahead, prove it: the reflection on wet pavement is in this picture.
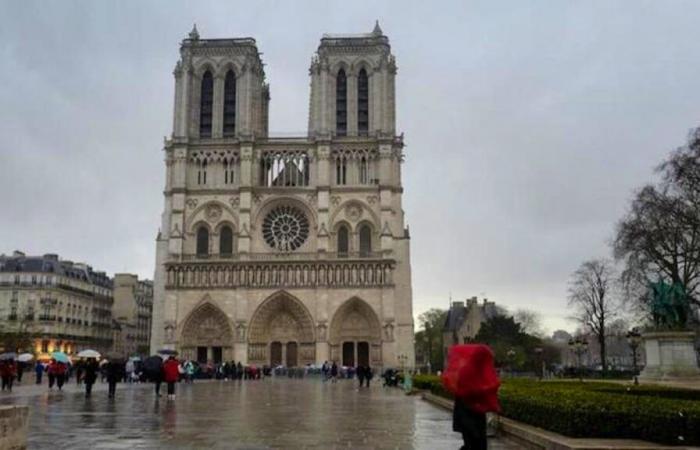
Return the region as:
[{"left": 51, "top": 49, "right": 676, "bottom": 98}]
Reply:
[{"left": 1, "top": 378, "right": 515, "bottom": 449}]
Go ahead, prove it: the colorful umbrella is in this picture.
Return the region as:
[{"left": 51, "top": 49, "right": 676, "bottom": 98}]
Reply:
[
  {"left": 17, "top": 353, "right": 34, "bottom": 362},
  {"left": 77, "top": 349, "right": 101, "bottom": 359},
  {"left": 51, "top": 351, "right": 70, "bottom": 364},
  {"left": 442, "top": 344, "right": 501, "bottom": 414}
]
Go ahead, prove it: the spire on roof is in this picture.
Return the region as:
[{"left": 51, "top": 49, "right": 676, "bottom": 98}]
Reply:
[
  {"left": 189, "top": 23, "right": 200, "bottom": 41},
  {"left": 372, "top": 20, "right": 383, "bottom": 36}
]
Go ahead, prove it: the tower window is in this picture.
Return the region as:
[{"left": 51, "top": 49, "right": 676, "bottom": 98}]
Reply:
[
  {"left": 223, "top": 159, "right": 235, "bottom": 185},
  {"left": 197, "top": 160, "right": 208, "bottom": 185},
  {"left": 337, "top": 225, "right": 349, "bottom": 257},
  {"left": 358, "top": 68, "right": 369, "bottom": 135},
  {"left": 359, "top": 156, "right": 369, "bottom": 184},
  {"left": 199, "top": 71, "right": 214, "bottom": 138},
  {"left": 223, "top": 70, "right": 236, "bottom": 137},
  {"left": 196, "top": 227, "right": 209, "bottom": 256},
  {"left": 336, "top": 155, "right": 347, "bottom": 185},
  {"left": 336, "top": 69, "right": 347, "bottom": 136},
  {"left": 359, "top": 225, "right": 372, "bottom": 257},
  {"left": 220, "top": 226, "right": 233, "bottom": 256}
]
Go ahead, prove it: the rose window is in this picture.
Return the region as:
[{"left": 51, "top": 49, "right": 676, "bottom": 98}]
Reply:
[{"left": 262, "top": 205, "right": 310, "bottom": 251}]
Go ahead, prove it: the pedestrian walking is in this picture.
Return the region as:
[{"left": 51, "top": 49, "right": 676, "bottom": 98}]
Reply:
[
  {"left": 76, "top": 361, "right": 84, "bottom": 385},
  {"left": 143, "top": 355, "right": 164, "bottom": 397},
  {"left": 35, "top": 361, "right": 44, "bottom": 384},
  {"left": 16, "top": 361, "right": 24, "bottom": 383},
  {"left": 321, "top": 361, "right": 329, "bottom": 381},
  {"left": 83, "top": 358, "right": 99, "bottom": 398},
  {"left": 0, "top": 359, "right": 16, "bottom": 391},
  {"left": 442, "top": 344, "right": 501, "bottom": 450},
  {"left": 105, "top": 359, "right": 125, "bottom": 399},
  {"left": 357, "top": 365, "right": 365, "bottom": 387},
  {"left": 125, "top": 359, "right": 135, "bottom": 383},
  {"left": 163, "top": 356, "right": 180, "bottom": 400},
  {"left": 330, "top": 361, "right": 338, "bottom": 383},
  {"left": 47, "top": 359, "right": 67, "bottom": 391},
  {"left": 365, "top": 365, "right": 373, "bottom": 387}
]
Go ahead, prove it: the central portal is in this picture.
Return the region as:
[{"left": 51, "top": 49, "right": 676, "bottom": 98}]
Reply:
[{"left": 248, "top": 291, "right": 315, "bottom": 367}]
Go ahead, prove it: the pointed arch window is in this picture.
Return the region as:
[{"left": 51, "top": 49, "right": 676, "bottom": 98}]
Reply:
[
  {"left": 359, "top": 225, "right": 372, "bottom": 257},
  {"left": 337, "top": 225, "right": 349, "bottom": 257},
  {"left": 197, "top": 160, "right": 207, "bottom": 185},
  {"left": 223, "top": 70, "right": 236, "bottom": 137},
  {"left": 358, "top": 68, "right": 369, "bottom": 135},
  {"left": 199, "top": 71, "right": 214, "bottom": 138},
  {"left": 336, "top": 69, "right": 347, "bottom": 136},
  {"left": 223, "top": 158, "right": 235, "bottom": 185},
  {"left": 196, "top": 227, "right": 209, "bottom": 257},
  {"left": 336, "top": 155, "right": 347, "bottom": 185},
  {"left": 220, "top": 226, "right": 233, "bottom": 257}
]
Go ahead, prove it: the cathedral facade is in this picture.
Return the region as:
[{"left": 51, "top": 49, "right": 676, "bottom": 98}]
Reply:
[{"left": 150, "top": 23, "right": 414, "bottom": 369}]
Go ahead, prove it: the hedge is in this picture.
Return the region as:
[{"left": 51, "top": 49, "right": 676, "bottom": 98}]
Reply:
[{"left": 414, "top": 376, "right": 699, "bottom": 446}]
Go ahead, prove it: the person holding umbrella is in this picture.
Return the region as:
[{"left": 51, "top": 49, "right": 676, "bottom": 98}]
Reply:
[
  {"left": 162, "top": 355, "right": 180, "bottom": 400},
  {"left": 104, "top": 356, "right": 125, "bottom": 399},
  {"left": 442, "top": 344, "right": 501, "bottom": 450},
  {"left": 35, "top": 360, "right": 45, "bottom": 384},
  {"left": 0, "top": 354, "right": 17, "bottom": 392},
  {"left": 83, "top": 358, "right": 99, "bottom": 398},
  {"left": 143, "top": 355, "right": 164, "bottom": 397}
]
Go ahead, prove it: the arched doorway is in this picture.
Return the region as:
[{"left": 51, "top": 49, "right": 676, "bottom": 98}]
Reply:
[
  {"left": 329, "top": 298, "right": 382, "bottom": 367},
  {"left": 248, "top": 291, "right": 315, "bottom": 367},
  {"left": 180, "top": 302, "right": 234, "bottom": 363}
]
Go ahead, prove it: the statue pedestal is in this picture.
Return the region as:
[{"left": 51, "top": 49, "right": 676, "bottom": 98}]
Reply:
[{"left": 639, "top": 331, "right": 700, "bottom": 381}]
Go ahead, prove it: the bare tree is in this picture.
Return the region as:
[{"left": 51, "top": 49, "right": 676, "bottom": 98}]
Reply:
[
  {"left": 568, "top": 259, "right": 619, "bottom": 374},
  {"left": 514, "top": 308, "right": 544, "bottom": 337},
  {"left": 614, "top": 127, "right": 700, "bottom": 312}
]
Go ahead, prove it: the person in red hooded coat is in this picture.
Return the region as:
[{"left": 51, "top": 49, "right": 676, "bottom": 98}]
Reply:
[
  {"left": 162, "top": 356, "right": 180, "bottom": 400},
  {"left": 442, "top": 344, "right": 501, "bottom": 450}
]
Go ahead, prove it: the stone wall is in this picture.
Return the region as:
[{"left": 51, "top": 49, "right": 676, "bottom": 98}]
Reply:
[{"left": 0, "top": 405, "right": 28, "bottom": 450}]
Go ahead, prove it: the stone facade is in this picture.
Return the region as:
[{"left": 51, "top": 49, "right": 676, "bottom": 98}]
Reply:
[
  {"left": 442, "top": 297, "right": 499, "bottom": 360},
  {"left": 0, "top": 251, "right": 113, "bottom": 357},
  {"left": 112, "top": 274, "right": 153, "bottom": 354},
  {"left": 150, "top": 24, "right": 414, "bottom": 369}
]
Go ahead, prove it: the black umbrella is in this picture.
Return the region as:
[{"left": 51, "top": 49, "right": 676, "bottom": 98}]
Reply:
[
  {"left": 157, "top": 349, "right": 178, "bottom": 356},
  {"left": 143, "top": 355, "right": 163, "bottom": 372}
]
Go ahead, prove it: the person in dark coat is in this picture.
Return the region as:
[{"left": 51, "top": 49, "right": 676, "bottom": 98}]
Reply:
[
  {"left": 105, "top": 359, "right": 125, "bottom": 399},
  {"left": 330, "top": 361, "right": 338, "bottom": 383},
  {"left": 442, "top": 344, "right": 501, "bottom": 450},
  {"left": 365, "top": 365, "right": 373, "bottom": 387},
  {"left": 16, "top": 361, "right": 24, "bottom": 383},
  {"left": 83, "top": 358, "right": 99, "bottom": 398},
  {"left": 0, "top": 359, "right": 16, "bottom": 391},
  {"left": 357, "top": 365, "right": 366, "bottom": 387},
  {"left": 35, "top": 361, "right": 44, "bottom": 384}
]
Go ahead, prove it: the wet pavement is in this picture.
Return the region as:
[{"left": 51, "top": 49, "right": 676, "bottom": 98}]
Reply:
[{"left": 1, "top": 377, "right": 516, "bottom": 449}]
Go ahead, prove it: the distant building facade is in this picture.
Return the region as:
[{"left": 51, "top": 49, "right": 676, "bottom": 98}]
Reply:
[
  {"left": 0, "top": 251, "right": 113, "bottom": 357},
  {"left": 113, "top": 274, "right": 153, "bottom": 355},
  {"left": 442, "top": 297, "right": 498, "bottom": 358}
]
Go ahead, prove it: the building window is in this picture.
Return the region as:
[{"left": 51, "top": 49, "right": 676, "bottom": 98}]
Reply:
[
  {"left": 359, "top": 156, "right": 369, "bottom": 184},
  {"left": 336, "top": 69, "right": 347, "bottom": 136},
  {"left": 359, "top": 225, "right": 372, "bottom": 257},
  {"left": 223, "top": 158, "right": 235, "bottom": 185},
  {"left": 220, "top": 226, "right": 234, "bottom": 256},
  {"left": 337, "top": 226, "right": 349, "bottom": 257},
  {"left": 196, "top": 227, "right": 209, "bottom": 256},
  {"left": 260, "top": 151, "right": 310, "bottom": 187},
  {"left": 197, "top": 160, "right": 208, "bottom": 185},
  {"left": 223, "top": 70, "right": 236, "bottom": 137},
  {"left": 358, "top": 68, "right": 369, "bottom": 135},
  {"left": 335, "top": 155, "right": 347, "bottom": 185},
  {"left": 41, "top": 340, "right": 49, "bottom": 353},
  {"left": 199, "top": 71, "right": 214, "bottom": 138}
]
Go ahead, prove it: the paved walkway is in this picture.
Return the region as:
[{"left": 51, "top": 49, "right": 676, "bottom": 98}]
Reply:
[{"left": 0, "top": 377, "right": 516, "bottom": 449}]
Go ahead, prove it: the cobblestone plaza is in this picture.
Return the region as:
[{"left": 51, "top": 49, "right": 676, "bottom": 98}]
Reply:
[{"left": 0, "top": 378, "right": 516, "bottom": 449}]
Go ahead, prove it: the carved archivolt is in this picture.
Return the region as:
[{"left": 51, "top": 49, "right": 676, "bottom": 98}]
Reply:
[
  {"left": 180, "top": 302, "right": 233, "bottom": 347},
  {"left": 248, "top": 292, "right": 315, "bottom": 344},
  {"left": 329, "top": 297, "right": 382, "bottom": 344}
]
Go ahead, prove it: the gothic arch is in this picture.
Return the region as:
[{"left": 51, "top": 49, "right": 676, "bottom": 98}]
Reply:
[
  {"left": 180, "top": 301, "right": 234, "bottom": 348},
  {"left": 248, "top": 291, "right": 315, "bottom": 344},
  {"left": 185, "top": 201, "right": 238, "bottom": 235},
  {"left": 193, "top": 59, "right": 218, "bottom": 77},
  {"left": 351, "top": 59, "right": 374, "bottom": 77},
  {"left": 216, "top": 61, "right": 242, "bottom": 79},
  {"left": 329, "top": 297, "right": 381, "bottom": 344},
  {"left": 329, "top": 199, "right": 379, "bottom": 230}
]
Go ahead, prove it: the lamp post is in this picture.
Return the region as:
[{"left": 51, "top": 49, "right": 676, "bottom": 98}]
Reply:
[
  {"left": 568, "top": 337, "right": 588, "bottom": 381},
  {"left": 534, "top": 347, "right": 544, "bottom": 380},
  {"left": 626, "top": 328, "right": 642, "bottom": 386},
  {"left": 506, "top": 348, "right": 516, "bottom": 376}
]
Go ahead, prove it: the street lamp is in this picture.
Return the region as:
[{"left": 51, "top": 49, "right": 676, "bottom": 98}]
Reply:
[
  {"left": 626, "top": 328, "right": 642, "bottom": 385},
  {"left": 506, "top": 348, "right": 516, "bottom": 376},
  {"left": 568, "top": 337, "right": 588, "bottom": 381},
  {"left": 534, "top": 347, "right": 544, "bottom": 380}
]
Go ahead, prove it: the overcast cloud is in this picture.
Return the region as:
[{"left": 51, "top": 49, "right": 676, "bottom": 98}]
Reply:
[{"left": 2, "top": 0, "right": 700, "bottom": 333}]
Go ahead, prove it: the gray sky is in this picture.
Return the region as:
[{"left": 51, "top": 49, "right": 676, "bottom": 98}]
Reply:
[{"left": 2, "top": 1, "right": 700, "bottom": 334}]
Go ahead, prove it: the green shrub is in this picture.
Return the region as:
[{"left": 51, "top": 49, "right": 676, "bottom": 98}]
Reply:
[{"left": 420, "top": 377, "right": 699, "bottom": 446}]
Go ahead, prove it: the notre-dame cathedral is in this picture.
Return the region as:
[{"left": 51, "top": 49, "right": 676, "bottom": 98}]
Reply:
[{"left": 150, "top": 23, "right": 414, "bottom": 369}]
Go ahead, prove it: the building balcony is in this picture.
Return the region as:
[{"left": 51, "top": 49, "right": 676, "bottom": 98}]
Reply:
[{"left": 176, "top": 251, "right": 385, "bottom": 263}]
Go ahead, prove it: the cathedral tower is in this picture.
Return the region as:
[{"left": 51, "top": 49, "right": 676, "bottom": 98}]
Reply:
[{"left": 151, "top": 24, "right": 414, "bottom": 369}]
